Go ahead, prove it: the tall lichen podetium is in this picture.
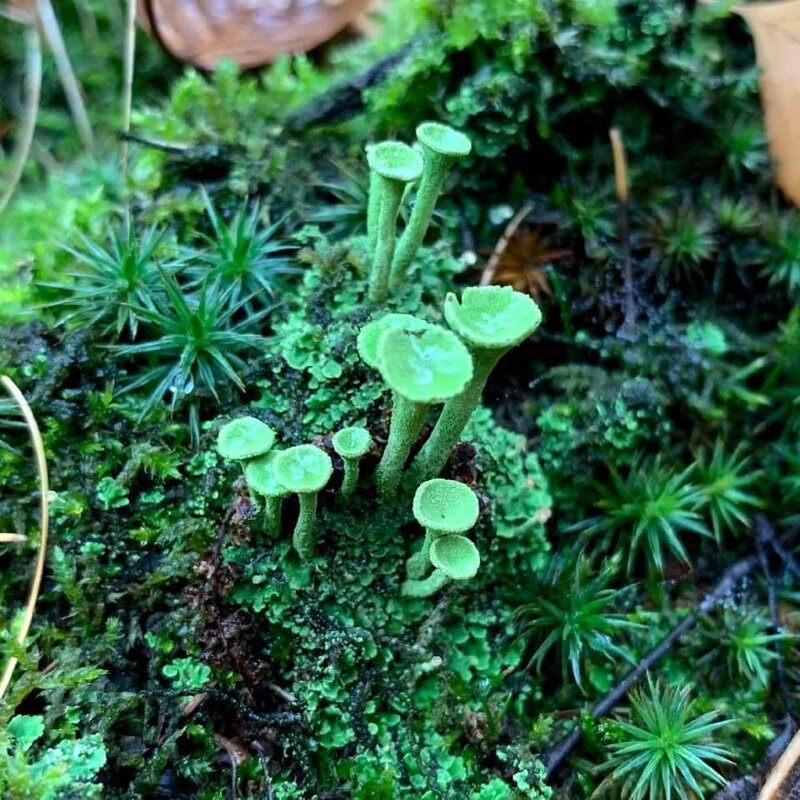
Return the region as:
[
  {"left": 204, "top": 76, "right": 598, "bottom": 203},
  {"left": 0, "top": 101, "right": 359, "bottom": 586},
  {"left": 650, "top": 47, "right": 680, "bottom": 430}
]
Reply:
[
  {"left": 388, "top": 122, "right": 472, "bottom": 291},
  {"left": 357, "top": 315, "right": 473, "bottom": 499},
  {"left": 365, "top": 141, "right": 423, "bottom": 303},
  {"left": 402, "top": 481, "right": 481, "bottom": 598},
  {"left": 410, "top": 286, "right": 542, "bottom": 482},
  {"left": 332, "top": 426, "right": 372, "bottom": 499},
  {"left": 273, "top": 445, "right": 333, "bottom": 560},
  {"left": 245, "top": 451, "right": 288, "bottom": 534},
  {"left": 405, "top": 478, "right": 480, "bottom": 580}
]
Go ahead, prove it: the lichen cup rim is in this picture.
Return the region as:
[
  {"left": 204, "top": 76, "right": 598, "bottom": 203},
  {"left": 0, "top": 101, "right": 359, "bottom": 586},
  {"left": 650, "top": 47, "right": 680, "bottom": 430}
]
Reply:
[
  {"left": 357, "top": 313, "right": 432, "bottom": 369},
  {"left": 273, "top": 444, "right": 333, "bottom": 494},
  {"left": 244, "top": 451, "right": 287, "bottom": 498},
  {"left": 217, "top": 416, "right": 276, "bottom": 460},
  {"left": 377, "top": 325, "right": 473, "bottom": 404},
  {"left": 366, "top": 141, "right": 424, "bottom": 183},
  {"left": 429, "top": 534, "right": 481, "bottom": 580},
  {"left": 332, "top": 427, "right": 372, "bottom": 459},
  {"left": 416, "top": 122, "right": 472, "bottom": 158},
  {"left": 412, "top": 478, "right": 479, "bottom": 533},
  {"left": 444, "top": 285, "right": 542, "bottom": 350}
]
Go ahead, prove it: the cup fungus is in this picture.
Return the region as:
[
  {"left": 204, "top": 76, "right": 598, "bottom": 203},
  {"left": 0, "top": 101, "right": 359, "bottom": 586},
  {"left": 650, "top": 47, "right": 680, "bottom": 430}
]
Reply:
[
  {"left": 372, "top": 324, "right": 473, "bottom": 498},
  {"left": 365, "top": 141, "right": 424, "bottom": 303},
  {"left": 244, "top": 451, "right": 288, "bottom": 534},
  {"left": 406, "top": 477, "right": 479, "bottom": 581},
  {"left": 389, "top": 122, "right": 472, "bottom": 290},
  {"left": 332, "top": 426, "right": 372, "bottom": 498},
  {"left": 273, "top": 445, "right": 333, "bottom": 560},
  {"left": 216, "top": 416, "right": 276, "bottom": 461},
  {"left": 411, "top": 286, "right": 542, "bottom": 481}
]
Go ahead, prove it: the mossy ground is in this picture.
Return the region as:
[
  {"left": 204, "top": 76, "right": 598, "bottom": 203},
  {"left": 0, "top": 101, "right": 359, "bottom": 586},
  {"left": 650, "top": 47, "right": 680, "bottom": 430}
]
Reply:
[{"left": 1, "top": 1, "right": 799, "bottom": 798}]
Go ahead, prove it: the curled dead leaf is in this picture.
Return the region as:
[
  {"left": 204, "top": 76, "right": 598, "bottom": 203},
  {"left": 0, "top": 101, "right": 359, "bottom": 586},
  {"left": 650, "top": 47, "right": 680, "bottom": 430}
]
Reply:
[{"left": 736, "top": 0, "right": 800, "bottom": 205}]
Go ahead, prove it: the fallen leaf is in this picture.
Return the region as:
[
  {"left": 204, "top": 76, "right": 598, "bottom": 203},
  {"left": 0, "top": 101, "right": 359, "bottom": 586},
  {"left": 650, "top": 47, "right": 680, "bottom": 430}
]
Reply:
[{"left": 736, "top": 0, "right": 800, "bottom": 205}]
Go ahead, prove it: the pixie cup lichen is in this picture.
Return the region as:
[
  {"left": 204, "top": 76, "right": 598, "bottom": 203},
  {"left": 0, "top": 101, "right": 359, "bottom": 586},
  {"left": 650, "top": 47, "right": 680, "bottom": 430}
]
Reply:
[
  {"left": 410, "top": 286, "right": 542, "bottom": 481},
  {"left": 389, "top": 122, "right": 472, "bottom": 290},
  {"left": 402, "top": 534, "right": 481, "bottom": 598},
  {"left": 406, "top": 478, "right": 479, "bottom": 580},
  {"left": 332, "top": 426, "right": 372, "bottom": 498},
  {"left": 244, "top": 451, "right": 288, "bottom": 534},
  {"left": 216, "top": 416, "right": 276, "bottom": 461},
  {"left": 370, "top": 323, "right": 473, "bottom": 498},
  {"left": 273, "top": 444, "right": 333, "bottom": 559},
  {"left": 365, "top": 141, "right": 423, "bottom": 303}
]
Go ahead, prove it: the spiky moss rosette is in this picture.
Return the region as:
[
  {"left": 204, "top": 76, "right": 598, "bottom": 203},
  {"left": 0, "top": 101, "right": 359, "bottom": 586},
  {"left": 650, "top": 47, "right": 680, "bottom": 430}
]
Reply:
[
  {"left": 411, "top": 286, "right": 542, "bottom": 481},
  {"left": 217, "top": 416, "right": 277, "bottom": 460},
  {"left": 373, "top": 324, "right": 473, "bottom": 497},
  {"left": 245, "top": 451, "right": 288, "bottom": 533},
  {"left": 407, "top": 478, "right": 480, "bottom": 579},
  {"left": 273, "top": 445, "right": 333, "bottom": 559}
]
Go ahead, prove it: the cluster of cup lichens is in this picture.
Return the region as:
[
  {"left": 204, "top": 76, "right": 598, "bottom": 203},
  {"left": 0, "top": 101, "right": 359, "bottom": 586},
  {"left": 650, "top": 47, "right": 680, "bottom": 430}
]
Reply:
[
  {"left": 216, "top": 417, "right": 372, "bottom": 560},
  {"left": 365, "top": 121, "right": 473, "bottom": 303},
  {"left": 216, "top": 282, "right": 541, "bottom": 597}
]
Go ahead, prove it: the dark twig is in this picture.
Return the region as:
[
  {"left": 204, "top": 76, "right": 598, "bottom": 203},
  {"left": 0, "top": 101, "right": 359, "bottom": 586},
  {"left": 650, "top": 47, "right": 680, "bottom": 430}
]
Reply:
[
  {"left": 542, "top": 552, "right": 761, "bottom": 778},
  {"left": 283, "top": 38, "right": 421, "bottom": 131},
  {"left": 755, "top": 515, "right": 790, "bottom": 712}
]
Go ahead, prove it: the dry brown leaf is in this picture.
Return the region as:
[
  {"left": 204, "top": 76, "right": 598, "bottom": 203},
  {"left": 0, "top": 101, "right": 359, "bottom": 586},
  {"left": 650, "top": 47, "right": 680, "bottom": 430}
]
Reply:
[
  {"left": 736, "top": 0, "right": 800, "bottom": 205},
  {"left": 137, "top": 0, "right": 375, "bottom": 69}
]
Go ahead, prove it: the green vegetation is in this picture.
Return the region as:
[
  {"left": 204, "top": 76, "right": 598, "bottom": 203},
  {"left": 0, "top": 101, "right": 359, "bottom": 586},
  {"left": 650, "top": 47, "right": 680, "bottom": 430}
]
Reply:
[{"left": 1, "top": 0, "right": 799, "bottom": 796}]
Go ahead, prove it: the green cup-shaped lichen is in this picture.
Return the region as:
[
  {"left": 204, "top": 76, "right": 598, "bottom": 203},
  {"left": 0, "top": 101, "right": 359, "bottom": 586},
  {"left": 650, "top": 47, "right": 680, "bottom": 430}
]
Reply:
[
  {"left": 356, "top": 313, "right": 432, "bottom": 369},
  {"left": 410, "top": 286, "right": 542, "bottom": 481},
  {"left": 365, "top": 141, "right": 423, "bottom": 303},
  {"left": 406, "top": 478, "right": 479, "bottom": 579},
  {"left": 402, "top": 532, "right": 480, "bottom": 597},
  {"left": 273, "top": 445, "right": 333, "bottom": 559},
  {"left": 332, "top": 426, "right": 372, "bottom": 498},
  {"left": 373, "top": 324, "right": 473, "bottom": 498},
  {"left": 389, "top": 122, "right": 472, "bottom": 290},
  {"left": 245, "top": 451, "right": 288, "bottom": 534},
  {"left": 216, "top": 416, "right": 276, "bottom": 461}
]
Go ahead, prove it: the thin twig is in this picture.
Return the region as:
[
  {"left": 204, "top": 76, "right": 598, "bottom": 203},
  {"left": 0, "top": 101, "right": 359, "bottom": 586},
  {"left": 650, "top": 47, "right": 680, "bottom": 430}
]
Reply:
[
  {"left": 0, "top": 24, "right": 41, "bottom": 214},
  {"left": 0, "top": 376, "right": 50, "bottom": 700},
  {"left": 480, "top": 202, "right": 535, "bottom": 287},
  {"left": 35, "top": 0, "right": 94, "bottom": 151},
  {"left": 758, "top": 727, "right": 800, "bottom": 800},
  {"left": 542, "top": 552, "right": 761, "bottom": 778},
  {"left": 610, "top": 128, "right": 637, "bottom": 339},
  {"left": 121, "top": 0, "right": 137, "bottom": 185}
]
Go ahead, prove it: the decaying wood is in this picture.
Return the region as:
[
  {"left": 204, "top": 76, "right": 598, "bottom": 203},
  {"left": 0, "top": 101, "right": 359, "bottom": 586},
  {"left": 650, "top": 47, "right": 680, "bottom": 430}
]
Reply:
[
  {"left": 736, "top": 0, "right": 800, "bottom": 206},
  {"left": 138, "top": 0, "right": 374, "bottom": 69}
]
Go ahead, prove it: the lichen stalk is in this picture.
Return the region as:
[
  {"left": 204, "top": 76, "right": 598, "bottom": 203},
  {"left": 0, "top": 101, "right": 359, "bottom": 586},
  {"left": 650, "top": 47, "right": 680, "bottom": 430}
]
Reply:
[
  {"left": 405, "top": 529, "right": 433, "bottom": 579},
  {"left": 264, "top": 495, "right": 283, "bottom": 534},
  {"left": 389, "top": 150, "right": 450, "bottom": 290},
  {"left": 410, "top": 349, "right": 499, "bottom": 481},
  {"left": 366, "top": 168, "right": 381, "bottom": 256},
  {"left": 375, "top": 394, "right": 429, "bottom": 498},
  {"left": 340, "top": 457, "right": 360, "bottom": 498},
  {"left": 368, "top": 178, "right": 404, "bottom": 303},
  {"left": 293, "top": 492, "right": 319, "bottom": 559},
  {"left": 401, "top": 569, "right": 450, "bottom": 598}
]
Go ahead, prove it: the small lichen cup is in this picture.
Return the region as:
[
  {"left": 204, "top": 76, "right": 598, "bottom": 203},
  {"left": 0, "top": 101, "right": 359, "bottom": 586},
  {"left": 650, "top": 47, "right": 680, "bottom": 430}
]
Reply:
[
  {"left": 273, "top": 445, "right": 333, "bottom": 560},
  {"left": 410, "top": 286, "right": 542, "bottom": 481},
  {"left": 369, "top": 322, "right": 473, "bottom": 498},
  {"left": 406, "top": 478, "right": 479, "bottom": 580},
  {"left": 402, "top": 533, "right": 481, "bottom": 598},
  {"left": 365, "top": 141, "right": 423, "bottom": 303},
  {"left": 389, "top": 122, "right": 472, "bottom": 290},
  {"left": 332, "top": 426, "right": 372, "bottom": 498},
  {"left": 216, "top": 416, "right": 276, "bottom": 461},
  {"left": 245, "top": 451, "right": 288, "bottom": 534}
]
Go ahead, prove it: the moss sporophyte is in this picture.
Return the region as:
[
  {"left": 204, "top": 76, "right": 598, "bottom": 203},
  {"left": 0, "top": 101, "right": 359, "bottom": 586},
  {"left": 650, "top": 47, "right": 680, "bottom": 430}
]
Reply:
[{"left": 402, "top": 479, "right": 481, "bottom": 597}]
